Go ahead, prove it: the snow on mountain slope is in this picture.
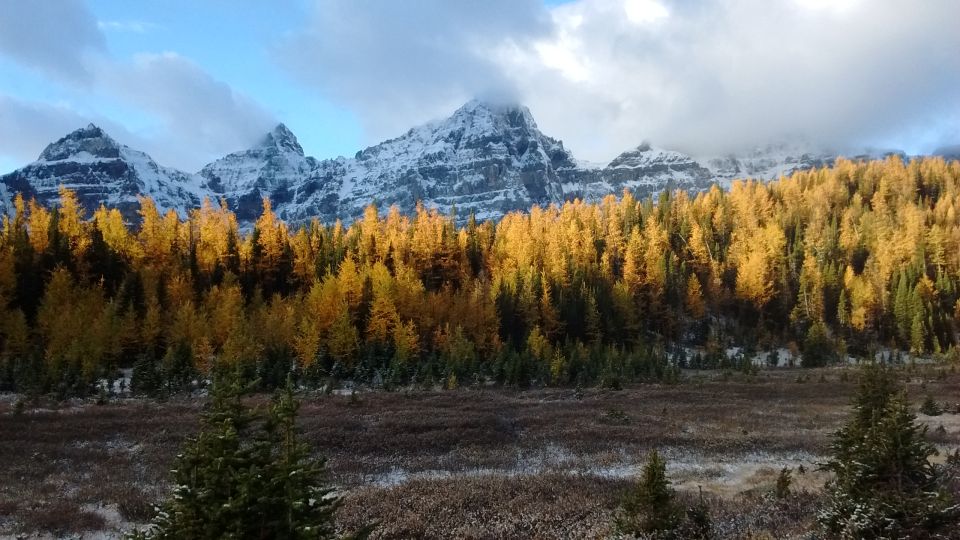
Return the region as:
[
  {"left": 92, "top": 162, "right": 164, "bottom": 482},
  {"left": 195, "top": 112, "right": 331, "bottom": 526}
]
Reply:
[
  {"left": 0, "top": 124, "right": 206, "bottom": 219},
  {"left": 220, "top": 99, "right": 577, "bottom": 224},
  {"left": 561, "top": 142, "right": 714, "bottom": 201},
  {"left": 334, "top": 99, "right": 572, "bottom": 221},
  {"left": 702, "top": 142, "right": 837, "bottom": 186},
  {"left": 700, "top": 143, "right": 906, "bottom": 187},
  {"left": 0, "top": 104, "right": 918, "bottom": 228},
  {"left": 199, "top": 123, "right": 320, "bottom": 222}
]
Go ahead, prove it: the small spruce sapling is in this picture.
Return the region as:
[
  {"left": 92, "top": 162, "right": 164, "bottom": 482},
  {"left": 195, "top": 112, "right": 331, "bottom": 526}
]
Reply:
[
  {"left": 618, "top": 449, "right": 681, "bottom": 535},
  {"left": 774, "top": 467, "right": 792, "bottom": 499},
  {"left": 129, "top": 373, "right": 349, "bottom": 539}
]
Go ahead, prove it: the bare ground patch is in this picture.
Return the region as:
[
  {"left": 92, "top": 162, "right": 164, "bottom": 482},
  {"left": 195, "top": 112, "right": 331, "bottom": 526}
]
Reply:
[{"left": 1, "top": 368, "right": 958, "bottom": 538}]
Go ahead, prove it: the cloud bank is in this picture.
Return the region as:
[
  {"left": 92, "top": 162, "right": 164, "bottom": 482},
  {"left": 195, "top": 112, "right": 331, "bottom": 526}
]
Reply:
[
  {"left": 282, "top": 0, "right": 960, "bottom": 160},
  {"left": 278, "top": 0, "right": 552, "bottom": 142},
  {"left": 0, "top": 1, "right": 274, "bottom": 171},
  {"left": 97, "top": 53, "right": 275, "bottom": 167},
  {"left": 2, "top": 0, "right": 958, "bottom": 171},
  {"left": 0, "top": 0, "right": 104, "bottom": 84}
]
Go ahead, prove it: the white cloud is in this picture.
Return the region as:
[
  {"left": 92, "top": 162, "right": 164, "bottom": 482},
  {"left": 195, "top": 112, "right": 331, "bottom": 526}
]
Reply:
[
  {"left": 277, "top": 0, "right": 552, "bottom": 143},
  {"left": 0, "top": 3, "right": 275, "bottom": 171},
  {"left": 525, "top": 0, "right": 960, "bottom": 158},
  {"left": 0, "top": 0, "right": 104, "bottom": 83},
  {"left": 280, "top": 0, "right": 960, "bottom": 161},
  {"left": 623, "top": 0, "right": 668, "bottom": 24},
  {"left": 96, "top": 53, "right": 275, "bottom": 169},
  {"left": 97, "top": 20, "right": 161, "bottom": 34},
  {"left": 0, "top": 96, "right": 95, "bottom": 162},
  {"left": 0, "top": 94, "right": 138, "bottom": 164}
]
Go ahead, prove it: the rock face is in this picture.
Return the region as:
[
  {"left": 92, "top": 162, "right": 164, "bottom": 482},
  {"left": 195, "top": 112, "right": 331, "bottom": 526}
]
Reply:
[
  {"left": 199, "top": 123, "right": 319, "bottom": 223},
  {"left": 0, "top": 124, "right": 207, "bottom": 219},
  {"left": 253, "top": 100, "right": 575, "bottom": 223},
  {"left": 561, "top": 142, "right": 714, "bottom": 201},
  {"left": 0, "top": 102, "right": 919, "bottom": 227}
]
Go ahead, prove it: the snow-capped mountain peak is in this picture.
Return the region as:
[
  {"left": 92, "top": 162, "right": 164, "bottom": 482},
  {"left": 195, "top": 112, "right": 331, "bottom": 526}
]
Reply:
[
  {"left": 38, "top": 123, "right": 121, "bottom": 162},
  {"left": 257, "top": 123, "right": 304, "bottom": 155},
  {"left": 560, "top": 139, "right": 715, "bottom": 200},
  {"left": 316, "top": 97, "right": 575, "bottom": 223},
  {"left": 1, "top": 124, "right": 205, "bottom": 220},
  {"left": 449, "top": 99, "right": 540, "bottom": 132},
  {"left": 607, "top": 142, "right": 702, "bottom": 169},
  {"left": 0, "top": 99, "right": 922, "bottom": 227},
  {"left": 199, "top": 123, "right": 320, "bottom": 222}
]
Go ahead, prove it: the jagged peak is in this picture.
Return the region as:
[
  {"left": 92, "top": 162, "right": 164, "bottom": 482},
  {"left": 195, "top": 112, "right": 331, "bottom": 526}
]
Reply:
[
  {"left": 450, "top": 99, "right": 538, "bottom": 131},
  {"left": 39, "top": 124, "right": 121, "bottom": 161},
  {"left": 257, "top": 122, "right": 303, "bottom": 155},
  {"left": 69, "top": 123, "right": 110, "bottom": 140},
  {"left": 606, "top": 140, "right": 701, "bottom": 169}
]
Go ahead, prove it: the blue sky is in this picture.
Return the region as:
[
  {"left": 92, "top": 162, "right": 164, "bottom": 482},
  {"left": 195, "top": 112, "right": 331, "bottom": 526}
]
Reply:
[
  {"left": 0, "top": 0, "right": 364, "bottom": 172},
  {"left": 1, "top": 0, "right": 959, "bottom": 174},
  {"left": 86, "top": 0, "right": 363, "bottom": 159}
]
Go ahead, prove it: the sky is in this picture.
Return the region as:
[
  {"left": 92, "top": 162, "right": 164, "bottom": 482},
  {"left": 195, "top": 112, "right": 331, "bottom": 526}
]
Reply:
[{"left": 1, "top": 0, "right": 959, "bottom": 174}]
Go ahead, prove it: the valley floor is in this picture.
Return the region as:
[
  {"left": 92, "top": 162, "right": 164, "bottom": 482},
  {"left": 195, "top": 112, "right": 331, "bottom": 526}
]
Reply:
[{"left": 1, "top": 367, "right": 958, "bottom": 539}]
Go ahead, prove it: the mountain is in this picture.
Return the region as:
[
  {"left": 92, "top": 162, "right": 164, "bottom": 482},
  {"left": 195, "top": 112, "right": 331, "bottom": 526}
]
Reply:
[
  {"left": 561, "top": 142, "right": 714, "bottom": 201},
  {"left": 199, "top": 123, "right": 319, "bottom": 222},
  {"left": 0, "top": 124, "right": 207, "bottom": 219},
  {"left": 702, "top": 143, "right": 908, "bottom": 184},
  {"left": 0, "top": 102, "right": 925, "bottom": 226},
  {"left": 935, "top": 144, "right": 960, "bottom": 161},
  {"left": 214, "top": 100, "right": 575, "bottom": 224},
  {"left": 703, "top": 143, "right": 836, "bottom": 184}
]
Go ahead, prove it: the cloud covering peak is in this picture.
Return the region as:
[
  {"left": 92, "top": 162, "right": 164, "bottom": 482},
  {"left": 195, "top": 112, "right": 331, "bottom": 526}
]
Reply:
[{"left": 280, "top": 0, "right": 960, "bottom": 160}]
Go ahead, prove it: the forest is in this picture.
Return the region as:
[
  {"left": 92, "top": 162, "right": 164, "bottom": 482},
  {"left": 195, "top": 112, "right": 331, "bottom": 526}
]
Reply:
[{"left": 1, "top": 155, "right": 960, "bottom": 396}]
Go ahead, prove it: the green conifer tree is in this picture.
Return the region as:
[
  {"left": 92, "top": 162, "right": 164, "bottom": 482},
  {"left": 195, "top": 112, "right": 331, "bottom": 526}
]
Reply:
[
  {"left": 619, "top": 449, "right": 682, "bottom": 535},
  {"left": 131, "top": 374, "right": 344, "bottom": 539},
  {"left": 819, "top": 364, "right": 958, "bottom": 538}
]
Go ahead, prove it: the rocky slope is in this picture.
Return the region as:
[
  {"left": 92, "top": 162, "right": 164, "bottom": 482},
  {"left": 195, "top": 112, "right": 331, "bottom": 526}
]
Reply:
[
  {"left": 0, "top": 124, "right": 207, "bottom": 219},
  {"left": 0, "top": 102, "right": 920, "bottom": 226},
  {"left": 198, "top": 123, "right": 320, "bottom": 223},
  {"left": 561, "top": 142, "right": 715, "bottom": 201}
]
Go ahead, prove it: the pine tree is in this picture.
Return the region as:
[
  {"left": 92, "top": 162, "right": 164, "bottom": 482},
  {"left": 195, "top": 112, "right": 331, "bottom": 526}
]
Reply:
[
  {"left": 131, "top": 374, "right": 344, "bottom": 539},
  {"left": 618, "top": 449, "right": 682, "bottom": 535},
  {"left": 256, "top": 378, "right": 340, "bottom": 538},
  {"left": 130, "top": 352, "right": 162, "bottom": 397},
  {"left": 819, "top": 364, "right": 958, "bottom": 538},
  {"left": 802, "top": 321, "right": 836, "bottom": 368}
]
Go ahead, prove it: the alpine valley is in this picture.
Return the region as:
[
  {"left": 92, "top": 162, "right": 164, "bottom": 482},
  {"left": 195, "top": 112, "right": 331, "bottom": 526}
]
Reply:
[{"left": 0, "top": 100, "right": 908, "bottom": 226}]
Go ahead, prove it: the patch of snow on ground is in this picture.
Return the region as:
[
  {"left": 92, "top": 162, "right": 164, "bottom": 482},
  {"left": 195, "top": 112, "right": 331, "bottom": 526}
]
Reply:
[{"left": 363, "top": 445, "right": 823, "bottom": 495}]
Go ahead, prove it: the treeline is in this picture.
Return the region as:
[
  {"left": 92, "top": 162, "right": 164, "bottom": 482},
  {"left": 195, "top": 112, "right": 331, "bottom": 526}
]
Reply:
[{"left": 1, "top": 156, "right": 960, "bottom": 395}]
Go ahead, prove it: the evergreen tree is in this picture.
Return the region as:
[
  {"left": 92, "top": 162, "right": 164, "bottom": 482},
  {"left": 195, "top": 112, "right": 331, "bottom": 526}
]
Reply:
[
  {"left": 819, "top": 364, "right": 958, "bottom": 538},
  {"left": 618, "top": 449, "right": 682, "bottom": 535},
  {"left": 802, "top": 321, "right": 836, "bottom": 368},
  {"left": 130, "top": 352, "right": 162, "bottom": 397},
  {"left": 132, "top": 374, "right": 345, "bottom": 539}
]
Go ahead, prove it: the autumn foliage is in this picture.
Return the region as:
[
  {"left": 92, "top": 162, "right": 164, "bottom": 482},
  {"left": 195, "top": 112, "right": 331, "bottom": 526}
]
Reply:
[{"left": 1, "top": 156, "right": 959, "bottom": 394}]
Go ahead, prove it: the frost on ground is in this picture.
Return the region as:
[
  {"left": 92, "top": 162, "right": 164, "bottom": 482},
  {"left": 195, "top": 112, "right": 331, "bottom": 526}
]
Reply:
[
  {"left": 1, "top": 367, "right": 958, "bottom": 539},
  {"left": 364, "top": 444, "right": 824, "bottom": 498}
]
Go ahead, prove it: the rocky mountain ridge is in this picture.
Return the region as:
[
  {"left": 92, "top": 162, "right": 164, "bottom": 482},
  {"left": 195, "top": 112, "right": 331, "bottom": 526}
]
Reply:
[{"left": 0, "top": 101, "right": 919, "bottom": 226}]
